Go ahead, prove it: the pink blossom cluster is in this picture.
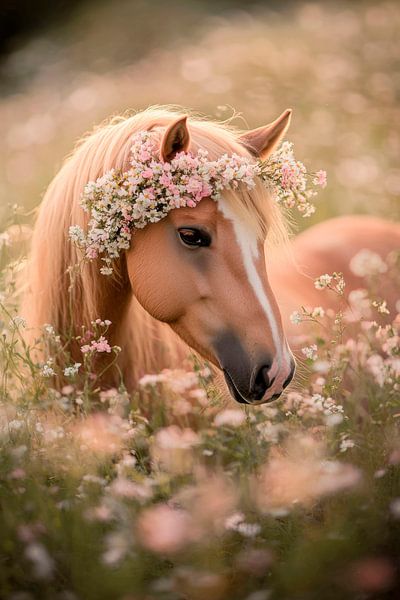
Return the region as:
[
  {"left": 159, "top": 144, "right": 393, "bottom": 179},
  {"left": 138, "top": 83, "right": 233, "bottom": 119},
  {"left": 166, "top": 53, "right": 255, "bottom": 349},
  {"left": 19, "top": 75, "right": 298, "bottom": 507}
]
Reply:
[
  {"left": 69, "top": 131, "right": 326, "bottom": 275},
  {"left": 258, "top": 141, "right": 327, "bottom": 218},
  {"left": 81, "top": 335, "right": 112, "bottom": 354}
]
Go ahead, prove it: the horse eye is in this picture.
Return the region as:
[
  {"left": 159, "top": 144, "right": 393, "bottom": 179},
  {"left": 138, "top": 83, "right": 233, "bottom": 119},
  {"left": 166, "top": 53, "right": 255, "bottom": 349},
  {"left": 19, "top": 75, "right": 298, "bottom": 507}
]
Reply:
[{"left": 178, "top": 228, "right": 211, "bottom": 248}]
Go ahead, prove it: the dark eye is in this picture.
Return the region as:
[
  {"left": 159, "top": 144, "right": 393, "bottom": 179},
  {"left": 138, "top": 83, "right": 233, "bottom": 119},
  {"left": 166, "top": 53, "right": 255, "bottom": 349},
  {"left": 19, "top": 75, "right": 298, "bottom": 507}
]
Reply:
[{"left": 178, "top": 227, "right": 211, "bottom": 248}]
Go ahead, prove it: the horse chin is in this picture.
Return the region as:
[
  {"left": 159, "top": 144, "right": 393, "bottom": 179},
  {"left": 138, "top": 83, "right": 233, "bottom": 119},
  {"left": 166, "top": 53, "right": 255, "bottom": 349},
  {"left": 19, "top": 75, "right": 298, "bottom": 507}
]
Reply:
[{"left": 223, "top": 369, "right": 282, "bottom": 405}]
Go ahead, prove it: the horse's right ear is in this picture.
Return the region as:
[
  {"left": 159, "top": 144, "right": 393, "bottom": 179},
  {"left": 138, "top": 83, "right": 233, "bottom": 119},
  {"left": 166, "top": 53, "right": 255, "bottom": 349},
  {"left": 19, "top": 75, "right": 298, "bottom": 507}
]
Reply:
[
  {"left": 239, "top": 109, "right": 292, "bottom": 160},
  {"left": 160, "top": 116, "right": 191, "bottom": 162}
]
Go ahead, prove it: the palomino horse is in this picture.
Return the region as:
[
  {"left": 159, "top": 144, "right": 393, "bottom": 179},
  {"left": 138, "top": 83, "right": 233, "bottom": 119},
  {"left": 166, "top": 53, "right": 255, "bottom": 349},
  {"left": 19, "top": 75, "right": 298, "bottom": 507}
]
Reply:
[{"left": 22, "top": 107, "right": 400, "bottom": 404}]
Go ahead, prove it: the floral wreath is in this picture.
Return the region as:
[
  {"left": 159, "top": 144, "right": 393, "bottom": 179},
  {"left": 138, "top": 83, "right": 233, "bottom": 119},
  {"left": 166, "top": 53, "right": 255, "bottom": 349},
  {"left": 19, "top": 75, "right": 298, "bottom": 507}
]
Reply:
[{"left": 69, "top": 130, "right": 326, "bottom": 275}]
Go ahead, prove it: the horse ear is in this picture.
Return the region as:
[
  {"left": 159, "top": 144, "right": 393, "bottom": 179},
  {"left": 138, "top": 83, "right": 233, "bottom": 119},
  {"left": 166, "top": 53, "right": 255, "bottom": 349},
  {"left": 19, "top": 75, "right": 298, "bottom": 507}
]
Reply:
[
  {"left": 160, "top": 116, "right": 191, "bottom": 162},
  {"left": 239, "top": 109, "right": 292, "bottom": 160}
]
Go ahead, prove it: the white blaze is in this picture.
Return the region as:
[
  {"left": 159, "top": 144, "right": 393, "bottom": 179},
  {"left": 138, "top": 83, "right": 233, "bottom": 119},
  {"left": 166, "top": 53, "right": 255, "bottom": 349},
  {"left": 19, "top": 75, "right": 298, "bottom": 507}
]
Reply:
[{"left": 218, "top": 199, "right": 283, "bottom": 364}]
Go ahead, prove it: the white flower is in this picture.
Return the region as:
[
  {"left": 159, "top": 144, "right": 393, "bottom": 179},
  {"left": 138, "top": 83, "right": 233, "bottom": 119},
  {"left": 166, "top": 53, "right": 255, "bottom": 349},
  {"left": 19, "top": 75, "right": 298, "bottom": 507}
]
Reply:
[
  {"left": 214, "top": 409, "right": 246, "bottom": 427},
  {"left": 41, "top": 360, "right": 55, "bottom": 378},
  {"left": 301, "top": 344, "right": 318, "bottom": 360},
  {"left": 0, "top": 232, "right": 11, "bottom": 249},
  {"left": 69, "top": 131, "right": 325, "bottom": 274},
  {"left": 43, "top": 324, "right": 55, "bottom": 335},
  {"left": 349, "top": 249, "right": 387, "bottom": 278},
  {"left": 339, "top": 436, "right": 355, "bottom": 453},
  {"left": 372, "top": 300, "right": 390, "bottom": 315},
  {"left": 68, "top": 225, "right": 85, "bottom": 246},
  {"left": 63, "top": 363, "right": 81, "bottom": 377},
  {"left": 311, "top": 306, "right": 325, "bottom": 318},
  {"left": 290, "top": 311, "right": 302, "bottom": 325},
  {"left": 314, "top": 274, "right": 332, "bottom": 290}
]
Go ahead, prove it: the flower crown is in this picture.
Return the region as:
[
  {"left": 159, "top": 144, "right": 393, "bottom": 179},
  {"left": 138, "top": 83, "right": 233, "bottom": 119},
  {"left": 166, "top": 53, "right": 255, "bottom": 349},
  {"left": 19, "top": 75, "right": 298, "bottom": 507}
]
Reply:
[{"left": 69, "top": 130, "right": 326, "bottom": 275}]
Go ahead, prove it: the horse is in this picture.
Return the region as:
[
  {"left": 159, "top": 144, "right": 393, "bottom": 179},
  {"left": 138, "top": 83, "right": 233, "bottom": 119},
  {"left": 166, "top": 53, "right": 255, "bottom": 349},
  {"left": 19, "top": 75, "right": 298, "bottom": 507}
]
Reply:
[{"left": 21, "top": 106, "right": 400, "bottom": 405}]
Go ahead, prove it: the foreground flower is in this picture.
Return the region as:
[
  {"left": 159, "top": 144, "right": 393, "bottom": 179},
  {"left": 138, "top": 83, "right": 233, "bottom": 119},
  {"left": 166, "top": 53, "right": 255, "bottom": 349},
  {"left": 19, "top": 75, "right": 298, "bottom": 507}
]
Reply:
[
  {"left": 301, "top": 344, "right": 318, "bottom": 361},
  {"left": 214, "top": 409, "right": 246, "bottom": 427},
  {"left": 349, "top": 249, "right": 388, "bottom": 278},
  {"left": 137, "top": 504, "right": 196, "bottom": 554},
  {"left": 255, "top": 439, "right": 361, "bottom": 512}
]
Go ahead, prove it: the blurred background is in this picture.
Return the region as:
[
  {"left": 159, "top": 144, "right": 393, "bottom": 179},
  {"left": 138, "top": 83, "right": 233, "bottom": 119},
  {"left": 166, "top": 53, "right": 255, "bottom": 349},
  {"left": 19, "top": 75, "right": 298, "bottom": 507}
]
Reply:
[{"left": 0, "top": 0, "right": 399, "bottom": 230}]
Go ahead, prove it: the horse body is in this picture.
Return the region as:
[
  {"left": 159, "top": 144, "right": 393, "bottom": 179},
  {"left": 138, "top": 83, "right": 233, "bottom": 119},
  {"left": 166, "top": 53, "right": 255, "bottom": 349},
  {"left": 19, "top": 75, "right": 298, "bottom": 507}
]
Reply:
[
  {"left": 269, "top": 215, "right": 400, "bottom": 342},
  {"left": 22, "top": 107, "right": 399, "bottom": 404}
]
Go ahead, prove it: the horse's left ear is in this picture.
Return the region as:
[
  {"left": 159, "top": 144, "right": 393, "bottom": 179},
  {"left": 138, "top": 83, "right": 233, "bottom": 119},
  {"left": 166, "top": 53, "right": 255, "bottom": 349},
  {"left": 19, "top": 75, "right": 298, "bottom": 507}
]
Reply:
[
  {"left": 160, "top": 116, "right": 191, "bottom": 162},
  {"left": 239, "top": 109, "right": 292, "bottom": 160}
]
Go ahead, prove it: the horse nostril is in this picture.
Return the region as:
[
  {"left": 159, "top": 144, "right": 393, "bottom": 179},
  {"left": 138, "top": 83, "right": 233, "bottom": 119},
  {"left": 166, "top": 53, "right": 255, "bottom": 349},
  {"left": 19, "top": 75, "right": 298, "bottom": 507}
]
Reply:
[{"left": 251, "top": 365, "right": 274, "bottom": 401}]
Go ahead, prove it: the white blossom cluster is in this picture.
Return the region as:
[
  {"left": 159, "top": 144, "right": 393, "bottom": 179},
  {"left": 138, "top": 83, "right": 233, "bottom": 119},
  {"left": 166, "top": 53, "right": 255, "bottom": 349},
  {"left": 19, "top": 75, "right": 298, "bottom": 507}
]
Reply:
[{"left": 69, "top": 131, "right": 326, "bottom": 275}]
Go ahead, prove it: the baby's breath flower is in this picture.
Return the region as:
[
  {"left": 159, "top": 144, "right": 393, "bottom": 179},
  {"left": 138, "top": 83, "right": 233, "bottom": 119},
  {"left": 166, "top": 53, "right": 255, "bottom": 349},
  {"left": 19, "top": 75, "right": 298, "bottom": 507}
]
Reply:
[
  {"left": 290, "top": 310, "right": 302, "bottom": 325},
  {"left": 302, "top": 344, "right": 318, "bottom": 360},
  {"left": 372, "top": 300, "right": 390, "bottom": 314},
  {"left": 311, "top": 306, "right": 325, "bottom": 318},
  {"left": 41, "top": 361, "right": 56, "bottom": 378},
  {"left": 63, "top": 363, "right": 81, "bottom": 377},
  {"left": 70, "top": 132, "right": 326, "bottom": 274},
  {"left": 349, "top": 249, "right": 387, "bottom": 278},
  {"left": 339, "top": 435, "right": 355, "bottom": 453},
  {"left": 314, "top": 274, "right": 332, "bottom": 290}
]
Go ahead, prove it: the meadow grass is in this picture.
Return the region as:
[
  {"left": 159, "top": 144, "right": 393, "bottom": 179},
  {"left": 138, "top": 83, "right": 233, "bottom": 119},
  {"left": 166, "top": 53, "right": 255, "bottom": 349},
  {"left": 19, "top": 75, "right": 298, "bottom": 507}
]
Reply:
[
  {"left": 0, "top": 242, "right": 399, "bottom": 599},
  {"left": 0, "top": 2, "right": 400, "bottom": 598}
]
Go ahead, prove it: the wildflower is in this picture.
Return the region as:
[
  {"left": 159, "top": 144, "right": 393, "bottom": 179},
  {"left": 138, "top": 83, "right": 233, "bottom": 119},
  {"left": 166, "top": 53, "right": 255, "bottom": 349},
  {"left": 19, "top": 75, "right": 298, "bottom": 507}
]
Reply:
[
  {"left": 314, "top": 272, "right": 345, "bottom": 294},
  {"left": 68, "top": 225, "right": 85, "bottom": 246},
  {"left": 8, "top": 419, "right": 24, "bottom": 431},
  {"left": 71, "top": 414, "right": 124, "bottom": 456},
  {"left": 41, "top": 361, "right": 56, "bottom": 378},
  {"left": 43, "top": 324, "right": 55, "bottom": 335},
  {"left": 372, "top": 300, "right": 390, "bottom": 314},
  {"left": 137, "top": 504, "right": 195, "bottom": 554},
  {"left": 311, "top": 306, "right": 325, "bottom": 318},
  {"left": 63, "top": 363, "right": 81, "bottom": 377},
  {"left": 340, "top": 435, "right": 355, "bottom": 453},
  {"left": 70, "top": 131, "right": 325, "bottom": 274},
  {"left": 302, "top": 344, "right": 318, "bottom": 360},
  {"left": 313, "top": 169, "right": 327, "bottom": 188},
  {"left": 0, "top": 231, "right": 11, "bottom": 249},
  {"left": 290, "top": 310, "right": 302, "bottom": 325},
  {"left": 349, "top": 249, "right": 388, "bottom": 278},
  {"left": 24, "top": 543, "right": 54, "bottom": 579},
  {"left": 314, "top": 274, "right": 332, "bottom": 289},
  {"left": 102, "top": 531, "right": 130, "bottom": 566},
  {"left": 81, "top": 336, "right": 112, "bottom": 354},
  {"left": 214, "top": 409, "right": 246, "bottom": 427}
]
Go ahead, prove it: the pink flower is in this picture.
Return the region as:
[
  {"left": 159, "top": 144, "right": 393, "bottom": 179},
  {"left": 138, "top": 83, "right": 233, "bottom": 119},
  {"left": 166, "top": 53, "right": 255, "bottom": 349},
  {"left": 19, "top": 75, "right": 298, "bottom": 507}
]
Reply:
[
  {"left": 92, "top": 336, "right": 112, "bottom": 353},
  {"left": 81, "top": 336, "right": 112, "bottom": 354},
  {"left": 141, "top": 168, "right": 153, "bottom": 179},
  {"left": 137, "top": 504, "right": 195, "bottom": 554},
  {"left": 86, "top": 247, "right": 98, "bottom": 260},
  {"left": 313, "top": 170, "right": 327, "bottom": 188}
]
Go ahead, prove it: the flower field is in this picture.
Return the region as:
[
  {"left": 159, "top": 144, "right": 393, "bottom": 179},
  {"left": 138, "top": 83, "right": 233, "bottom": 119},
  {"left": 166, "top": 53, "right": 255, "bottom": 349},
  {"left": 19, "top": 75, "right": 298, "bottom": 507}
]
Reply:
[
  {"left": 1, "top": 244, "right": 400, "bottom": 598},
  {"left": 0, "top": 1, "right": 400, "bottom": 599}
]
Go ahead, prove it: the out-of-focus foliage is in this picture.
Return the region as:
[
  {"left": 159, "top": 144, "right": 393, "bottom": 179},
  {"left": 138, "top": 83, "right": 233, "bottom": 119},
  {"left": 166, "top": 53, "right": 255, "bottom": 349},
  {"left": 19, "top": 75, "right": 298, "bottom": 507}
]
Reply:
[
  {"left": 0, "top": 3, "right": 400, "bottom": 599},
  {"left": 0, "top": 1, "right": 399, "bottom": 230},
  {"left": 0, "top": 251, "right": 400, "bottom": 599}
]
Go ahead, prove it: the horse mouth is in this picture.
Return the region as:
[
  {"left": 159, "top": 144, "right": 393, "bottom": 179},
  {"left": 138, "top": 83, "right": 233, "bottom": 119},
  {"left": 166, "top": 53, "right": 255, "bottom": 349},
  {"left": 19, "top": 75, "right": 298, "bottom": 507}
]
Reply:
[
  {"left": 223, "top": 369, "right": 249, "bottom": 404},
  {"left": 223, "top": 369, "right": 282, "bottom": 405}
]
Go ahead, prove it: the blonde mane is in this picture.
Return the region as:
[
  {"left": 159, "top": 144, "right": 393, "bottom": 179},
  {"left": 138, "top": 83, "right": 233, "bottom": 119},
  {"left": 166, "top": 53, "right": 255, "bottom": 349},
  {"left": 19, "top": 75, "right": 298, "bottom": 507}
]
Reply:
[{"left": 22, "top": 105, "right": 289, "bottom": 388}]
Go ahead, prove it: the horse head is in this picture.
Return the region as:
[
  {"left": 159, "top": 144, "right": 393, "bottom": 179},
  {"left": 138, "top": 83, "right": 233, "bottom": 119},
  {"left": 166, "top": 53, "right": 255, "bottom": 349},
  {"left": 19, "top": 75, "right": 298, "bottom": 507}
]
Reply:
[{"left": 126, "top": 113, "right": 295, "bottom": 404}]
